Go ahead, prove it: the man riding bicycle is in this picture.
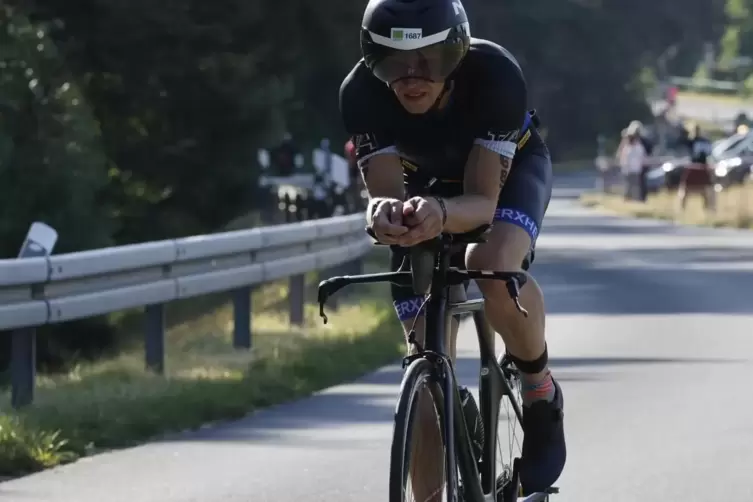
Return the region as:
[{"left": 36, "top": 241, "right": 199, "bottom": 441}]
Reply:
[{"left": 339, "top": 0, "right": 566, "bottom": 497}]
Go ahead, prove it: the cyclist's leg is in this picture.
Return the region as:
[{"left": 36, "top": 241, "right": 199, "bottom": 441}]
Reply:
[
  {"left": 465, "top": 148, "right": 565, "bottom": 495},
  {"left": 391, "top": 248, "right": 466, "bottom": 502},
  {"left": 391, "top": 247, "right": 467, "bottom": 358}
]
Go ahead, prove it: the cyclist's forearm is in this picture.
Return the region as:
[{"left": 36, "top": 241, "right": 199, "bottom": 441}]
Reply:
[
  {"left": 361, "top": 155, "right": 405, "bottom": 201},
  {"left": 360, "top": 154, "right": 405, "bottom": 224},
  {"left": 442, "top": 195, "right": 497, "bottom": 234}
]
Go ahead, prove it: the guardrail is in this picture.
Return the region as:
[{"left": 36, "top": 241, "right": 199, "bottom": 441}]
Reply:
[{"left": 1, "top": 213, "right": 371, "bottom": 408}]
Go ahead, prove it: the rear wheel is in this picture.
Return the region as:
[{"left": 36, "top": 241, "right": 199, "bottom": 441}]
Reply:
[
  {"left": 389, "top": 357, "right": 454, "bottom": 502},
  {"left": 494, "top": 355, "right": 525, "bottom": 502}
]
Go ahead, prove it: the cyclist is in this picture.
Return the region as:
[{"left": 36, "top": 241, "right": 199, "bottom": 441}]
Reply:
[{"left": 339, "top": 0, "right": 566, "bottom": 497}]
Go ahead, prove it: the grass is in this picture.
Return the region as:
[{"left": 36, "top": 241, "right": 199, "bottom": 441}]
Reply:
[
  {"left": 580, "top": 183, "right": 753, "bottom": 229},
  {"left": 676, "top": 90, "right": 748, "bottom": 107},
  {"left": 0, "top": 253, "right": 402, "bottom": 477}
]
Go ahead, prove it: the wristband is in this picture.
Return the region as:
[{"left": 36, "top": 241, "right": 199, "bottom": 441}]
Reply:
[{"left": 431, "top": 196, "right": 447, "bottom": 226}]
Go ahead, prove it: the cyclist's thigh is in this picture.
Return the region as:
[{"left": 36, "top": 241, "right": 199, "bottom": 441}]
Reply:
[{"left": 472, "top": 148, "right": 553, "bottom": 270}]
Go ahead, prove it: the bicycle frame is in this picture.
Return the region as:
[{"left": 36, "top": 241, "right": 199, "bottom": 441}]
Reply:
[
  {"left": 317, "top": 230, "right": 548, "bottom": 502},
  {"left": 419, "top": 242, "right": 526, "bottom": 502}
]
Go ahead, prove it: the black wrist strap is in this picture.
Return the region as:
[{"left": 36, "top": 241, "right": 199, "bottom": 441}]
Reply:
[{"left": 432, "top": 196, "right": 447, "bottom": 225}]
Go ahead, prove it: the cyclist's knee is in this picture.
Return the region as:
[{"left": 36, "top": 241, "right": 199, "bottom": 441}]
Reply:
[
  {"left": 467, "top": 223, "right": 532, "bottom": 298},
  {"left": 466, "top": 222, "right": 531, "bottom": 271}
]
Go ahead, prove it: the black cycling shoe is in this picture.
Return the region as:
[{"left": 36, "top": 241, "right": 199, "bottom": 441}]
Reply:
[{"left": 518, "top": 377, "right": 566, "bottom": 495}]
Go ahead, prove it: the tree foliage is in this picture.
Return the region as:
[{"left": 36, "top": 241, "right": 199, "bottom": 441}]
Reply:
[{"left": 0, "top": 0, "right": 727, "bottom": 370}]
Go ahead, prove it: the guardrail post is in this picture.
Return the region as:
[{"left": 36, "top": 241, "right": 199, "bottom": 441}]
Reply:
[
  {"left": 12, "top": 222, "right": 58, "bottom": 409},
  {"left": 289, "top": 275, "right": 305, "bottom": 325},
  {"left": 233, "top": 286, "right": 252, "bottom": 349},
  {"left": 145, "top": 304, "right": 165, "bottom": 373},
  {"left": 11, "top": 329, "right": 36, "bottom": 409}
]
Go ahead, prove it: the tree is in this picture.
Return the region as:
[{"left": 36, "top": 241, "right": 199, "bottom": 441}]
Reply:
[{"left": 0, "top": 5, "right": 113, "bottom": 257}]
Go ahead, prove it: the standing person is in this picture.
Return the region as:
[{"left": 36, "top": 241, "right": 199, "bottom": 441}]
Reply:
[
  {"left": 339, "top": 0, "right": 565, "bottom": 497},
  {"left": 344, "top": 138, "right": 365, "bottom": 211},
  {"left": 618, "top": 124, "right": 647, "bottom": 200},
  {"left": 270, "top": 132, "right": 300, "bottom": 176},
  {"left": 678, "top": 122, "right": 714, "bottom": 212}
]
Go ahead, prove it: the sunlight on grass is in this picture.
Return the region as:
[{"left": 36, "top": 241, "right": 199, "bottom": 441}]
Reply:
[
  {"left": 677, "top": 90, "right": 748, "bottom": 107},
  {"left": 580, "top": 182, "right": 753, "bottom": 229},
  {"left": 0, "top": 253, "right": 400, "bottom": 476}
]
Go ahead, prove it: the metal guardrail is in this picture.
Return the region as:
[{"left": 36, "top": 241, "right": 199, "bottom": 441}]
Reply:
[{"left": 1, "top": 213, "right": 371, "bottom": 408}]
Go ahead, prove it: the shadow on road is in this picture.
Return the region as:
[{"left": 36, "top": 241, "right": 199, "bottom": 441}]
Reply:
[
  {"left": 166, "top": 354, "right": 739, "bottom": 447},
  {"left": 534, "top": 243, "right": 753, "bottom": 315}
]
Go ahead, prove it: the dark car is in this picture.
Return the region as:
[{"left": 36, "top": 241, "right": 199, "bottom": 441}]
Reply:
[
  {"left": 646, "top": 156, "right": 689, "bottom": 193},
  {"left": 709, "top": 131, "right": 753, "bottom": 187},
  {"left": 647, "top": 131, "right": 753, "bottom": 192}
]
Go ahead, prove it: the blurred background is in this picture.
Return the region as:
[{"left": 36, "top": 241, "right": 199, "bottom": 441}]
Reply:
[{"left": 1, "top": 0, "right": 752, "bottom": 415}]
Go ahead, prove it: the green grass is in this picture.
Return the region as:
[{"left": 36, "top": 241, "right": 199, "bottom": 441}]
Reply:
[
  {"left": 580, "top": 183, "right": 753, "bottom": 229},
  {"left": 676, "top": 90, "right": 748, "bottom": 106},
  {"left": 0, "top": 254, "right": 401, "bottom": 477}
]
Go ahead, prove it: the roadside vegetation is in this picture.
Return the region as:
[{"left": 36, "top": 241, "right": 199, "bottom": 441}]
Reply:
[
  {"left": 581, "top": 184, "right": 753, "bottom": 229},
  {"left": 0, "top": 256, "right": 401, "bottom": 477}
]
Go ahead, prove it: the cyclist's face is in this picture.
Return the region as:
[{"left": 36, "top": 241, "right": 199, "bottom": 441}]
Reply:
[{"left": 390, "top": 78, "right": 445, "bottom": 114}]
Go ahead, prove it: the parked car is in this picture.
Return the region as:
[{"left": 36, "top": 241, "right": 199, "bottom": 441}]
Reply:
[
  {"left": 709, "top": 131, "right": 753, "bottom": 187},
  {"left": 646, "top": 156, "right": 689, "bottom": 193},
  {"left": 646, "top": 131, "right": 753, "bottom": 192}
]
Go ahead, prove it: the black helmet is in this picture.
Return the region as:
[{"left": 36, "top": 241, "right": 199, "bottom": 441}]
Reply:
[{"left": 360, "top": 0, "right": 471, "bottom": 85}]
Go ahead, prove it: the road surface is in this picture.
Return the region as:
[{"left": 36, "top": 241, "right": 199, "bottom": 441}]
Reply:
[{"left": 4, "top": 173, "right": 753, "bottom": 501}]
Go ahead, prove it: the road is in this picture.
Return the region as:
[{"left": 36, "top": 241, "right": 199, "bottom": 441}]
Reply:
[{"left": 5, "top": 173, "right": 753, "bottom": 501}]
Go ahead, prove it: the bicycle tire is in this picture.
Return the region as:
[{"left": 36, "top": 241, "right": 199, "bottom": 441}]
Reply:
[
  {"left": 493, "top": 354, "right": 525, "bottom": 502},
  {"left": 389, "top": 357, "right": 453, "bottom": 502}
]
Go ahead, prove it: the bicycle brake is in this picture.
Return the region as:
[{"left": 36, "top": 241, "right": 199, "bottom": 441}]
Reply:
[{"left": 407, "top": 330, "right": 424, "bottom": 353}]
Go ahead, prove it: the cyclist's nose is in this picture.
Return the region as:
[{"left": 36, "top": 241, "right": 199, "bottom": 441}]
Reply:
[{"left": 401, "top": 78, "right": 426, "bottom": 89}]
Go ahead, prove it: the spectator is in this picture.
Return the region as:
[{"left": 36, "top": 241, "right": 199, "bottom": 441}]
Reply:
[
  {"left": 618, "top": 124, "right": 647, "bottom": 201},
  {"left": 344, "top": 138, "right": 366, "bottom": 211},
  {"left": 270, "top": 132, "right": 302, "bottom": 176},
  {"left": 678, "top": 122, "right": 715, "bottom": 212}
]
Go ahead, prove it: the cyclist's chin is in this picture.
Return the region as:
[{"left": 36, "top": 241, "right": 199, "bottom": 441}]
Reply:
[{"left": 396, "top": 94, "right": 435, "bottom": 114}]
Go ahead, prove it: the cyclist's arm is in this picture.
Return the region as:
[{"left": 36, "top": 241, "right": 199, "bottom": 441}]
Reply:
[
  {"left": 339, "top": 67, "right": 405, "bottom": 223},
  {"left": 441, "top": 63, "right": 528, "bottom": 234},
  {"left": 353, "top": 136, "right": 405, "bottom": 202},
  {"left": 439, "top": 146, "right": 505, "bottom": 233}
]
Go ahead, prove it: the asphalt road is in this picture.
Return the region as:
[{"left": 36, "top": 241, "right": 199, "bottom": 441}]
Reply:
[{"left": 5, "top": 173, "right": 753, "bottom": 501}]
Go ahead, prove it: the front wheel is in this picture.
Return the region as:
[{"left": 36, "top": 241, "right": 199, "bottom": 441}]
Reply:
[{"left": 389, "top": 357, "right": 454, "bottom": 502}]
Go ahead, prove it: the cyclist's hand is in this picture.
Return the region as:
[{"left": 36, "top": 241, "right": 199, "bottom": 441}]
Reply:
[
  {"left": 399, "top": 196, "right": 444, "bottom": 247},
  {"left": 369, "top": 198, "right": 409, "bottom": 244}
]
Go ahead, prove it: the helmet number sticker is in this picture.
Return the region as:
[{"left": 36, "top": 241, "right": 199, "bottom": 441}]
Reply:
[{"left": 391, "top": 28, "right": 422, "bottom": 41}]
